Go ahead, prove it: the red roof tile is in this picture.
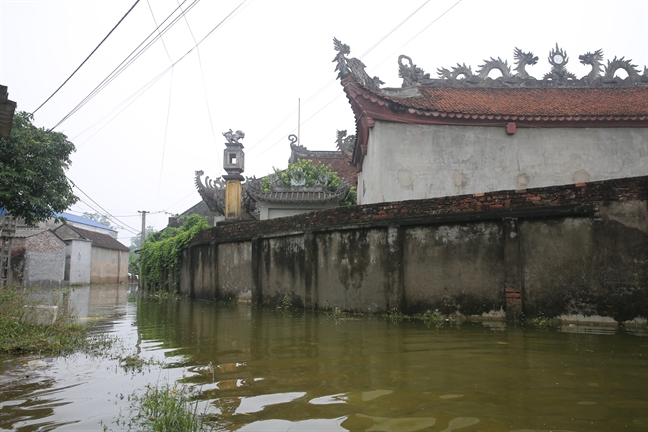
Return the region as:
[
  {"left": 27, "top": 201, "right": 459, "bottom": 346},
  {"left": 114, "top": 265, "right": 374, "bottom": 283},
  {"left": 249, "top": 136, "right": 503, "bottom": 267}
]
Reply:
[{"left": 377, "top": 86, "right": 648, "bottom": 117}]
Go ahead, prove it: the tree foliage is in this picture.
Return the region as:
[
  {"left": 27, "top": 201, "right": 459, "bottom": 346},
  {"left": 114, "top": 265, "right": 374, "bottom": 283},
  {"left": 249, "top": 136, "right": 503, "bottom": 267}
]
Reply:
[
  {"left": 82, "top": 212, "right": 114, "bottom": 229},
  {"left": 139, "top": 215, "right": 209, "bottom": 291},
  {"left": 260, "top": 159, "right": 356, "bottom": 205},
  {"left": 260, "top": 159, "right": 342, "bottom": 192},
  {"left": 0, "top": 112, "right": 77, "bottom": 224}
]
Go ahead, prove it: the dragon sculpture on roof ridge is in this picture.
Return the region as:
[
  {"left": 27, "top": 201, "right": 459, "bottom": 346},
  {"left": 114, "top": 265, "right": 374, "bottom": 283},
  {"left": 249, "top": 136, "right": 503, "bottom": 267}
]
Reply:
[{"left": 333, "top": 38, "right": 648, "bottom": 89}]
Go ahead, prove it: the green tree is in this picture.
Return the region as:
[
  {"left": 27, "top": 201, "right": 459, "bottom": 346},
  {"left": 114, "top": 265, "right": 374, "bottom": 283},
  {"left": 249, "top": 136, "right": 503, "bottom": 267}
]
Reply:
[
  {"left": 0, "top": 112, "right": 77, "bottom": 224},
  {"left": 82, "top": 212, "right": 114, "bottom": 229}
]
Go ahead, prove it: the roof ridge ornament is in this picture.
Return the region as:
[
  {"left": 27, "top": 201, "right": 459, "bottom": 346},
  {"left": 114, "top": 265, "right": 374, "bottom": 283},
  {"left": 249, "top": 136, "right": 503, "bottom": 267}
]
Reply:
[
  {"left": 544, "top": 44, "right": 577, "bottom": 82},
  {"left": 333, "top": 37, "right": 384, "bottom": 90},
  {"left": 334, "top": 42, "right": 647, "bottom": 89}
]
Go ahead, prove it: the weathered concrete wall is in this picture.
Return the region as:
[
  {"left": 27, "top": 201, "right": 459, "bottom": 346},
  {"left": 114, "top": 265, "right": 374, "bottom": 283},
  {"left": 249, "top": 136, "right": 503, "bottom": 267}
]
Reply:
[
  {"left": 403, "top": 223, "right": 505, "bottom": 316},
  {"left": 171, "top": 177, "right": 647, "bottom": 324},
  {"left": 315, "top": 229, "right": 388, "bottom": 311},
  {"left": 90, "top": 248, "right": 128, "bottom": 284},
  {"left": 357, "top": 122, "right": 648, "bottom": 205}
]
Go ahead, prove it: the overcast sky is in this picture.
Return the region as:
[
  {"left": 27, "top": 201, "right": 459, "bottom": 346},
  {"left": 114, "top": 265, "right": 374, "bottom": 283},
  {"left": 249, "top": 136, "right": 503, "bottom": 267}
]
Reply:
[{"left": 1, "top": 0, "right": 646, "bottom": 245}]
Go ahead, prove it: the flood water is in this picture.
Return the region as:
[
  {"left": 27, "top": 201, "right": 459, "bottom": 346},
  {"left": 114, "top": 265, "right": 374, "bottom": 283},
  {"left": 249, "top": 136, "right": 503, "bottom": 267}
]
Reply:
[{"left": 0, "top": 285, "right": 646, "bottom": 431}]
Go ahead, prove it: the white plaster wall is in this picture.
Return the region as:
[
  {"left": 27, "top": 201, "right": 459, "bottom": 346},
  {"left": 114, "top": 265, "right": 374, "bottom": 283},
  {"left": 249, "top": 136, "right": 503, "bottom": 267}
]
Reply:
[
  {"left": 260, "top": 202, "right": 339, "bottom": 220},
  {"left": 66, "top": 240, "right": 91, "bottom": 284},
  {"left": 358, "top": 121, "right": 648, "bottom": 204}
]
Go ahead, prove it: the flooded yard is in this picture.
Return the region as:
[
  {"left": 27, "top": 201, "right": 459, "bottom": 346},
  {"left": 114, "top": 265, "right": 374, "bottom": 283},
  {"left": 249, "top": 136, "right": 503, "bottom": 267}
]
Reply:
[{"left": 0, "top": 285, "right": 646, "bottom": 431}]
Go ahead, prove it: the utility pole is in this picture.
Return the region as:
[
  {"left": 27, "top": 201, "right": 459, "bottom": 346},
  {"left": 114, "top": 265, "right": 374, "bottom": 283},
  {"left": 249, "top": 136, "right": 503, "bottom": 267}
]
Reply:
[
  {"left": 138, "top": 210, "right": 148, "bottom": 247},
  {"left": 137, "top": 210, "right": 147, "bottom": 290}
]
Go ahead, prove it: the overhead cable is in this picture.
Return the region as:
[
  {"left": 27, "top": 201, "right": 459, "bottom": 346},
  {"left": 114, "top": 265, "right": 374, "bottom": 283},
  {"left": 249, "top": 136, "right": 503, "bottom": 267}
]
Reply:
[
  {"left": 50, "top": 0, "right": 200, "bottom": 131},
  {"left": 31, "top": 0, "right": 141, "bottom": 115}
]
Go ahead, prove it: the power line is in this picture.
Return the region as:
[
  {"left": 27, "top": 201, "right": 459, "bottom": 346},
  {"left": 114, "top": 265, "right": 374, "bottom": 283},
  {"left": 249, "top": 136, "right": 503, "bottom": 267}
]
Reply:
[
  {"left": 71, "top": 182, "right": 140, "bottom": 234},
  {"left": 68, "top": 0, "right": 248, "bottom": 146},
  {"left": 146, "top": 0, "right": 173, "bottom": 63},
  {"left": 31, "top": 0, "right": 141, "bottom": 115},
  {"left": 50, "top": 0, "right": 200, "bottom": 131},
  {"left": 246, "top": 0, "right": 430, "bottom": 155}
]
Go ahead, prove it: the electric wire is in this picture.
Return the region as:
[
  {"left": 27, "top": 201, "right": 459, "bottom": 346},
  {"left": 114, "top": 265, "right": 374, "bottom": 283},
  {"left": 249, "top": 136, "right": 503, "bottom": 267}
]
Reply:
[
  {"left": 71, "top": 182, "right": 140, "bottom": 234},
  {"left": 246, "top": 0, "right": 430, "bottom": 154},
  {"left": 177, "top": 0, "right": 223, "bottom": 174},
  {"left": 31, "top": 0, "right": 141, "bottom": 115},
  {"left": 155, "top": 69, "right": 175, "bottom": 214},
  {"left": 70, "top": 0, "right": 247, "bottom": 145},
  {"left": 146, "top": 0, "right": 173, "bottom": 63},
  {"left": 50, "top": 0, "right": 199, "bottom": 131}
]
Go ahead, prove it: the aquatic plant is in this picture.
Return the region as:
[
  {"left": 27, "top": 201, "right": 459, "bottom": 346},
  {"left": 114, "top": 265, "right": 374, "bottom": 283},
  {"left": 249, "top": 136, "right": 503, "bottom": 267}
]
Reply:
[
  {"left": 382, "top": 308, "right": 412, "bottom": 322},
  {"left": 530, "top": 312, "right": 550, "bottom": 329},
  {"left": 280, "top": 294, "right": 293, "bottom": 310},
  {"left": 118, "top": 382, "right": 210, "bottom": 432},
  {"left": 421, "top": 309, "right": 462, "bottom": 327}
]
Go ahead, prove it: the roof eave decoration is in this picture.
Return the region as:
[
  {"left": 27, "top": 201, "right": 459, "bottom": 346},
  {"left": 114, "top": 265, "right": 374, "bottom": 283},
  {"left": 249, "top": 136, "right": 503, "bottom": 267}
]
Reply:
[{"left": 194, "top": 170, "right": 258, "bottom": 219}]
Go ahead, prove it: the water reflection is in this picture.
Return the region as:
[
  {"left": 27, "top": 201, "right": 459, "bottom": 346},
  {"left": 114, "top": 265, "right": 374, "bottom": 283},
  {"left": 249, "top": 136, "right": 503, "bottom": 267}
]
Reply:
[{"left": 0, "top": 288, "right": 646, "bottom": 431}]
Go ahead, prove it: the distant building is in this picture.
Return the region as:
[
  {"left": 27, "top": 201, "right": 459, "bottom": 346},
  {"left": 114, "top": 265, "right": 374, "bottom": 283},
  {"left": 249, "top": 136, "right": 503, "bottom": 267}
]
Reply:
[
  {"left": 11, "top": 228, "right": 66, "bottom": 287},
  {"left": 334, "top": 40, "right": 648, "bottom": 204},
  {"left": 0, "top": 84, "right": 17, "bottom": 140},
  {"left": 52, "top": 223, "right": 129, "bottom": 284}
]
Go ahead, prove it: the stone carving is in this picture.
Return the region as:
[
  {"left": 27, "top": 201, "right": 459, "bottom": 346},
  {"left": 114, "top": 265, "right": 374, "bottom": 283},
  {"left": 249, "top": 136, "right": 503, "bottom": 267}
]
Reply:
[
  {"left": 222, "top": 129, "right": 245, "bottom": 145},
  {"left": 336, "top": 130, "right": 355, "bottom": 157},
  {"left": 604, "top": 56, "right": 641, "bottom": 82},
  {"left": 290, "top": 169, "right": 306, "bottom": 186},
  {"left": 543, "top": 44, "right": 577, "bottom": 82},
  {"left": 477, "top": 57, "right": 512, "bottom": 80},
  {"left": 513, "top": 47, "right": 538, "bottom": 79},
  {"left": 336, "top": 41, "right": 648, "bottom": 89},
  {"left": 579, "top": 49, "right": 604, "bottom": 82},
  {"left": 194, "top": 170, "right": 226, "bottom": 215},
  {"left": 333, "top": 37, "right": 384, "bottom": 90},
  {"left": 398, "top": 55, "right": 430, "bottom": 87}
]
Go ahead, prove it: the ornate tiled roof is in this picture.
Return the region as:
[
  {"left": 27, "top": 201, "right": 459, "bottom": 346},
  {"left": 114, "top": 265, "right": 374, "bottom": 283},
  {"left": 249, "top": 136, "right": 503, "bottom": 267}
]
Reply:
[
  {"left": 333, "top": 39, "right": 648, "bottom": 167},
  {"left": 378, "top": 87, "right": 648, "bottom": 118}
]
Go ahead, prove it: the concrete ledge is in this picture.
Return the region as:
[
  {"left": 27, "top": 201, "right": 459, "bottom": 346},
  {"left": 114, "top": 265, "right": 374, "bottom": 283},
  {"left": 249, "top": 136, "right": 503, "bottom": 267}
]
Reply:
[{"left": 21, "top": 305, "right": 58, "bottom": 326}]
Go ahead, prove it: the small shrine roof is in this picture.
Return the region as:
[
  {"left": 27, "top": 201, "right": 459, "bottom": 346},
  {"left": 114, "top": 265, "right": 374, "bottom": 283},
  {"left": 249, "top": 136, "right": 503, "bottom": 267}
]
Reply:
[{"left": 246, "top": 188, "right": 348, "bottom": 204}]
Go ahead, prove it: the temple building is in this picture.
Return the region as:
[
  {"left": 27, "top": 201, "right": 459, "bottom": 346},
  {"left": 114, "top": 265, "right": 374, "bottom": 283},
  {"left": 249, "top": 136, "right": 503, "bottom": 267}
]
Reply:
[
  {"left": 333, "top": 40, "right": 648, "bottom": 205},
  {"left": 193, "top": 133, "right": 352, "bottom": 221}
]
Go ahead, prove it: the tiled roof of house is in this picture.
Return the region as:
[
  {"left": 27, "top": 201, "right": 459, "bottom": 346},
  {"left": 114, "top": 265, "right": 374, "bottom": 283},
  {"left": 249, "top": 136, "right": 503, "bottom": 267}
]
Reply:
[
  {"left": 72, "top": 226, "right": 129, "bottom": 252},
  {"left": 380, "top": 87, "right": 648, "bottom": 118}
]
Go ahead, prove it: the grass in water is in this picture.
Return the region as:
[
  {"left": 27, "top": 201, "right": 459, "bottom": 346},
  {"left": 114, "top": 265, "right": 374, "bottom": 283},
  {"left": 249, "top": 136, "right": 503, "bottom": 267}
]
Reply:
[
  {"left": 0, "top": 286, "right": 112, "bottom": 356},
  {"left": 119, "top": 383, "right": 210, "bottom": 431}
]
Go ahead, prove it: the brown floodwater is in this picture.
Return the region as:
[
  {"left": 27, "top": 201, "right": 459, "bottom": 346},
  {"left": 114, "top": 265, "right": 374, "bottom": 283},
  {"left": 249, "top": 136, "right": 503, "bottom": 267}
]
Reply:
[{"left": 0, "top": 285, "right": 646, "bottom": 431}]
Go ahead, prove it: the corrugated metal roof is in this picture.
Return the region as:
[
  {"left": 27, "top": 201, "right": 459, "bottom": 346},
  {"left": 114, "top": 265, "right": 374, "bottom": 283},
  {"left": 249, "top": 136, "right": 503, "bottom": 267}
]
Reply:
[{"left": 57, "top": 212, "right": 117, "bottom": 232}]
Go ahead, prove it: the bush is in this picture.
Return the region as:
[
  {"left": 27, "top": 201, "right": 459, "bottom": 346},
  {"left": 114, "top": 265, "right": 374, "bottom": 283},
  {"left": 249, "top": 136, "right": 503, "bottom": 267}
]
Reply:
[{"left": 140, "top": 215, "right": 210, "bottom": 291}]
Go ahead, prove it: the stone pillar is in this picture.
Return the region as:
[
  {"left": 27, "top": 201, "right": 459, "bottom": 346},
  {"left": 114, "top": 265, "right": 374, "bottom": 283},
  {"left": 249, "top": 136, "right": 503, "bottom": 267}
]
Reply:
[
  {"left": 224, "top": 179, "right": 242, "bottom": 220},
  {"left": 387, "top": 225, "right": 404, "bottom": 312},
  {"left": 222, "top": 129, "right": 245, "bottom": 220},
  {"left": 503, "top": 217, "right": 523, "bottom": 320}
]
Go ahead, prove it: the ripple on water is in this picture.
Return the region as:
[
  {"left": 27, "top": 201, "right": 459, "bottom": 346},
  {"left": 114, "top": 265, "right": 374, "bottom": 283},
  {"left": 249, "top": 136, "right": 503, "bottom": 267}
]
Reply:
[
  {"left": 357, "top": 413, "right": 437, "bottom": 432},
  {"left": 439, "top": 394, "right": 464, "bottom": 399},
  {"left": 309, "top": 393, "right": 348, "bottom": 405},
  {"left": 234, "top": 391, "right": 306, "bottom": 415}
]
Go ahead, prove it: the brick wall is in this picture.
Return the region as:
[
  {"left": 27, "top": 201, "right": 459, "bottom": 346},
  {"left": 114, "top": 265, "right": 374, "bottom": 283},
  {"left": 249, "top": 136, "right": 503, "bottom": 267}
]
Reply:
[{"left": 193, "top": 176, "right": 647, "bottom": 245}]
